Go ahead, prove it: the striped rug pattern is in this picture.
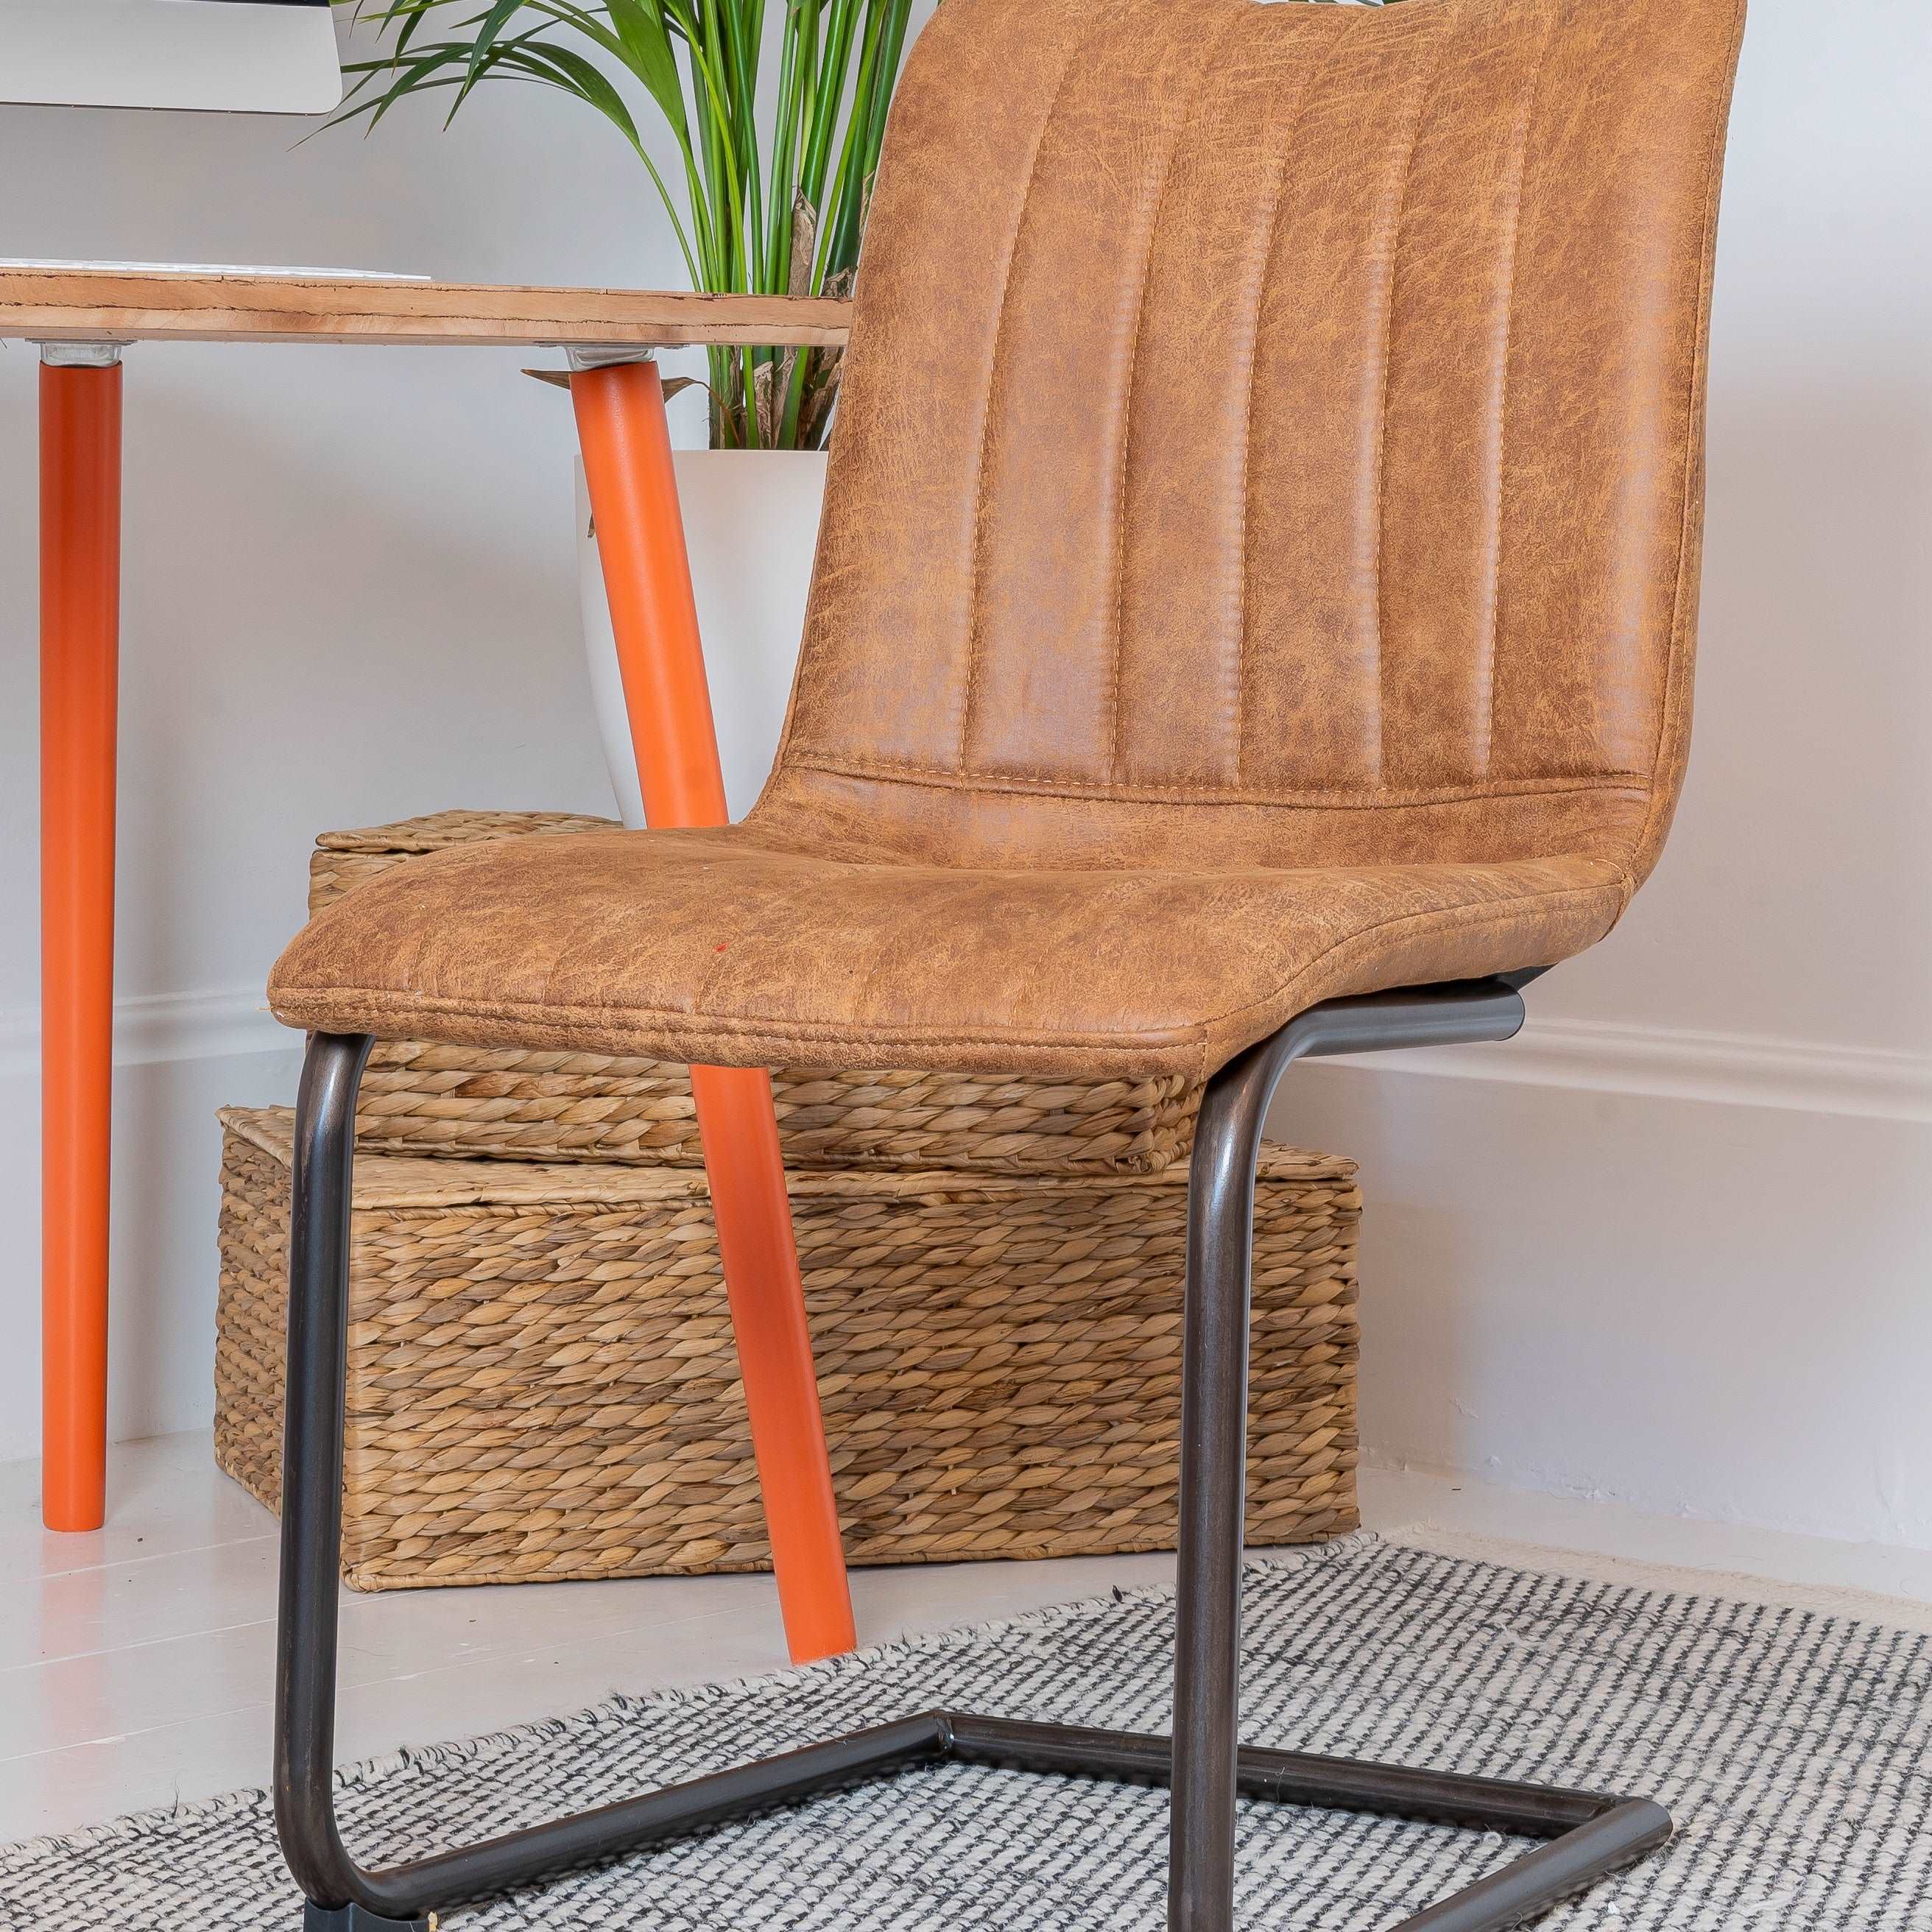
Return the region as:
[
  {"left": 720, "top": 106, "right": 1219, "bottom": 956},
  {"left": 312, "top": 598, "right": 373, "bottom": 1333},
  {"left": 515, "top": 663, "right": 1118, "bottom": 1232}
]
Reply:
[{"left": 3, "top": 1534, "right": 1927, "bottom": 1928}]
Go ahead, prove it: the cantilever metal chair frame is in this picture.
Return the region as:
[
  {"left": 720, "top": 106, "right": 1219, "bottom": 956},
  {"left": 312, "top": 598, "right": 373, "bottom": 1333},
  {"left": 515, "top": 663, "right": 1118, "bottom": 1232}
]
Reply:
[{"left": 275, "top": 970, "right": 1672, "bottom": 1932}]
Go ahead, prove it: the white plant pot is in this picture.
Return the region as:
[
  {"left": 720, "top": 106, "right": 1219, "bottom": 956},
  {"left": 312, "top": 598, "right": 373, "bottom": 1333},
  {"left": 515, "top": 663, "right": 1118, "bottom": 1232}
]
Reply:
[{"left": 578, "top": 448, "right": 828, "bottom": 828}]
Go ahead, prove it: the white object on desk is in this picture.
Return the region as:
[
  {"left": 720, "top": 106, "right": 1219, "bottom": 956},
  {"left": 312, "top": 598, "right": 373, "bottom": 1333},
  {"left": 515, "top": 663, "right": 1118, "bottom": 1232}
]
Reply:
[
  {"left": 0, "top": 261, "right": 429, "bottom": 282},
  {"left": 0, "top": 0, "right": 342, "bottom": 116}
]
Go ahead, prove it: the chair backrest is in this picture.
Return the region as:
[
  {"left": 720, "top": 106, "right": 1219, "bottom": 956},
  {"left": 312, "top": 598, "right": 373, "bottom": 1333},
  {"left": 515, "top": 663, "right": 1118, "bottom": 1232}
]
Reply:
[{"left": 759, "top": 0, "right": 1746, "bottom": 884}]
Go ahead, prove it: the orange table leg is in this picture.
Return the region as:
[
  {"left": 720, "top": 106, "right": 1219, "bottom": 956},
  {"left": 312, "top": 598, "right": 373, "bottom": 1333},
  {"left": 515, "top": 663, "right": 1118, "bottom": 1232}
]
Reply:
[
  {"left": 38, "top": 348, "right": 123, "bottom": 1534},
  {"left": 570, "top": 356, "right": 855, "bottom": 1665}
]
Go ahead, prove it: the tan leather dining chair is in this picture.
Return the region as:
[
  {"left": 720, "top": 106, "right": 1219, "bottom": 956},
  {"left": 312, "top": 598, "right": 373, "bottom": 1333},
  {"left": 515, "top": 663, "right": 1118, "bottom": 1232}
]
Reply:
[{"left": 263, "top": 0, "right": 1747, "bottom": 1925}]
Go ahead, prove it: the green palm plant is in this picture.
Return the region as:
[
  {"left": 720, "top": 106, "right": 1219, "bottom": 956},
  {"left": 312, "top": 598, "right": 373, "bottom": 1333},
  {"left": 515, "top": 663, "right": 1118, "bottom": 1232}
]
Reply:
[{"left": 332, "top": 0, "right": 917, "bottom": 449}]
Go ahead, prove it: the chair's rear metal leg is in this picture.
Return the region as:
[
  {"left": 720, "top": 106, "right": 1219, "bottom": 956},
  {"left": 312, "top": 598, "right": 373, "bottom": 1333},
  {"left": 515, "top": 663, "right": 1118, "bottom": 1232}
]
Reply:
[{"left": 275, "top": 1033, "right": 381, "bottom": 1917}]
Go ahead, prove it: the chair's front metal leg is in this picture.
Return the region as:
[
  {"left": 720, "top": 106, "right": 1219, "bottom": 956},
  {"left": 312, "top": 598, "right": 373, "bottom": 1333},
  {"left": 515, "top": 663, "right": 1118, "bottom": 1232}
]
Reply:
[
  {"left": 1168, "top": 1038, "right": 1274, "bottom": 1932},
  {"left": 271, "top": 1029, "right": 939, "bottom": 1926},
  {"left": 272, "top": 1033, "right": 425, "bottom": 1927},
  {"left": 1168, "top": 981, "right": 1534, "bottom": 1932}
]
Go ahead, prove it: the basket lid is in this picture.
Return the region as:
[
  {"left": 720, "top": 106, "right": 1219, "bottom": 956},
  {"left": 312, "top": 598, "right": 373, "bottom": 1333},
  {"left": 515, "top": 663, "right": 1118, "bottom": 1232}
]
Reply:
[
  {"left": 314, "top": 808, "right": 618, "bottom": 857},
  {"left": 220, "top": 1107, "right": 1354, "bottom": 1210}
]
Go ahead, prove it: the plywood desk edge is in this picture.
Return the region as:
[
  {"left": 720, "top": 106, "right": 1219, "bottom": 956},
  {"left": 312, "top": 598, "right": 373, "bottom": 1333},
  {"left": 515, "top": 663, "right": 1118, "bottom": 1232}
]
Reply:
[{"left": 0, "top": 271, "right": 853, "bottom": 348}]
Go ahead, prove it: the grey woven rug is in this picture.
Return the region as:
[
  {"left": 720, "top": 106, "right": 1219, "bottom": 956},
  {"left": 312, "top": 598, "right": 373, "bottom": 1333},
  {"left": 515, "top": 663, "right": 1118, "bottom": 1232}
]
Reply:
[{"left": 6, "top": 1534, "right": 1930, "bottom": 1929}]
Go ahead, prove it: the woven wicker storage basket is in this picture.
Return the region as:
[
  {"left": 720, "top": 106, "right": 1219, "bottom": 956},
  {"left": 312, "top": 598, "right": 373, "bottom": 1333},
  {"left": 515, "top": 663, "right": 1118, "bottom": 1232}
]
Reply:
[
  {"left": 312, "top": 811, "right": 1202, "bottom": 1175},
  {"left": 214, "top": 1107, "right": 1359, "bottom": 1588}
]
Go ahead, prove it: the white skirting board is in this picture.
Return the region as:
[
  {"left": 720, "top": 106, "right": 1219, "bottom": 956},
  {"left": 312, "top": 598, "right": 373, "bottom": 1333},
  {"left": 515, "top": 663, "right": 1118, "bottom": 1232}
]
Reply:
[
  {"left": 1, "top": 987, "right": 1926, "bottom": 1124},
  {"left": 1336, "top": 1015, "right": 1932, "bottom": 1125},
  {"left": 1269, "top": 1056, "right": 1932, "bottom": 1554},
  {"left": 0, "top": 991, "right": 1925, "bottom": 1546}
]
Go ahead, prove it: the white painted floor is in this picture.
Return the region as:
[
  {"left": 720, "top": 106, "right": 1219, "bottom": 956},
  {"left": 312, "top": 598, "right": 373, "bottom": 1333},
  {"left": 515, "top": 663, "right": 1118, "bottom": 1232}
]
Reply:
[{"left": 5, "top": 1431, "right": 1931, "bottom": 1845}]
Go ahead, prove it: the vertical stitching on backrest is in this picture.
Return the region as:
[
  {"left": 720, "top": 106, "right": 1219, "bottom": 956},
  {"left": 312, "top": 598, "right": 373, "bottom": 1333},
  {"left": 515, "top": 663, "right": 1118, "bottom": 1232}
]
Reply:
[
  {"left": 1104, "top": 8, "right": 1247, "bottom": 786},
  {"left": 1371, "top": 12, "right": 1451, "bottom": 789},
  {"left": 1481, "top": 3, "right": 1559, "bottom": 781},
  {"left": 1234, "top": 42, "right": 1330, "bottom": 793},
  {"left": 956, "top": 28, "right": 1102, "bottom": 778}
]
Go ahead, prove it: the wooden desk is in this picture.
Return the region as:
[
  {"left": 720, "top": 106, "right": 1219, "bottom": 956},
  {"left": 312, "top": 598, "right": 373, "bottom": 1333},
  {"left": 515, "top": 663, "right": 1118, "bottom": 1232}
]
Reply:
[
  {"left": 3, "top": 267, "right": 856, "bottom": 1663},
  {"left": 1, "top": 267, "right": 850, "bottom": 349}
]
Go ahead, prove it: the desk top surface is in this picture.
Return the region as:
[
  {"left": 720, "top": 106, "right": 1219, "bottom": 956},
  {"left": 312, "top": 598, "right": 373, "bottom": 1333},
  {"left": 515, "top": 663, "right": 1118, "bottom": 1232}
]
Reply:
[{"left": 0, "top": 266, "right": 852, "bottom": 349}]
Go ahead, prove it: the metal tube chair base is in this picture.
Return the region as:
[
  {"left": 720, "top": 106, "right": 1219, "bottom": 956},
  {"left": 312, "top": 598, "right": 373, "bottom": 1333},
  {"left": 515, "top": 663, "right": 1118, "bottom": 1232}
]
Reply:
[{"left": 274, "top": 978, "right": 1671, "bottom": 1932}]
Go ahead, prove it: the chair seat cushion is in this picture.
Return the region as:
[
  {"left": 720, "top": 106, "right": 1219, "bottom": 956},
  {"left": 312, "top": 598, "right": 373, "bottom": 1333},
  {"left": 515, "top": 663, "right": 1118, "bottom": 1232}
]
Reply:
[{"left": 267, "top": 828, "right": 1626, "bottom": 1080}]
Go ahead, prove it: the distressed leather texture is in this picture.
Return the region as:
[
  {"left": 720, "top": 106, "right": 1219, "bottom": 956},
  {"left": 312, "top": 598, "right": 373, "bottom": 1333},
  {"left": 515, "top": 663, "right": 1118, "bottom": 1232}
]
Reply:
[{"left": 272, "top": 0, "right": 1747, "bottom": 1082}]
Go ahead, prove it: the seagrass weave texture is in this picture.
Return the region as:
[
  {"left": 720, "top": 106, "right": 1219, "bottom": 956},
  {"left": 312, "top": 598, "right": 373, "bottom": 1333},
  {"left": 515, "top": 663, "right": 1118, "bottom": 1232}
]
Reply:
[
  {"left": 314, "top": 811, "right": 1202, "bottom": 1174},
  {"left": 214, "top": 1108, "right": 1359, "bottom": 1589}
]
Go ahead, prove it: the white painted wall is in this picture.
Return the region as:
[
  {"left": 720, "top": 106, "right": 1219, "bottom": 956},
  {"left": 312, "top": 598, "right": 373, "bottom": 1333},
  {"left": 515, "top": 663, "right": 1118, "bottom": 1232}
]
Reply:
[
  {"left": 1275, "top": 0, "right": 1932, "bottom": 1548},
  {"left": 0, "top": 2, "right": 1927, "bottom": 1551}
]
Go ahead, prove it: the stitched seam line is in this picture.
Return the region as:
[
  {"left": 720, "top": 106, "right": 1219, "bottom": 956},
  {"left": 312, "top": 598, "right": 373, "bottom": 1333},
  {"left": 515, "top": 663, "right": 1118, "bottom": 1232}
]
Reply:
[
  {"left": 1104, "top": 11, "right": 1241, "bottom": 786},
  {"left": 1371, "top": 13, "right": 1447, "bottom": 786},
  {"left": 275, "top": 988, "right": 1205, "bottom": 1057},
  {"left": 1479, "top": 3, "right": 1558, "bottom": 781},
  {"left": 1234, "top": 44, "right": 1328, "bottom": 792},
  {"left": 955, "top": 27, "right": 1099, "bottom": 779},
  {"left": 789, "top": 752, "right": 1646, "bottom": 807}
]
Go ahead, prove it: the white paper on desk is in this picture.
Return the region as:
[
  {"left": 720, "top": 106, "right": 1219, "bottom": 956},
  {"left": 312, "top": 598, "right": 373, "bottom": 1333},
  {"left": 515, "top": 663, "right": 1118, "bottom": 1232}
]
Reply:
[{"left": 0, "top": 261, "right": 430, "bottom": 281}]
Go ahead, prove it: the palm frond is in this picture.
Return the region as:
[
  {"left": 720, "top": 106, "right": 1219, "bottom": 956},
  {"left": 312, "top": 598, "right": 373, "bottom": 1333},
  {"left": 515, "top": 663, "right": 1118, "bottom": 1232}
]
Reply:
[{"left": 329, "top": 0, "right": 913, "bottom": 445}]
